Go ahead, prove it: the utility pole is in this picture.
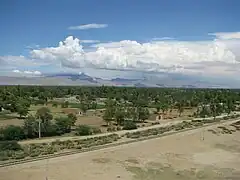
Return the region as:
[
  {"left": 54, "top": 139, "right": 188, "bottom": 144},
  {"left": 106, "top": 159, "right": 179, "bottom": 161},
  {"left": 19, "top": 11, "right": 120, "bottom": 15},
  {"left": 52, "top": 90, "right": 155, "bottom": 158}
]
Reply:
[{"left": 38, "top": 119, "right": 41, "bottom": 138}]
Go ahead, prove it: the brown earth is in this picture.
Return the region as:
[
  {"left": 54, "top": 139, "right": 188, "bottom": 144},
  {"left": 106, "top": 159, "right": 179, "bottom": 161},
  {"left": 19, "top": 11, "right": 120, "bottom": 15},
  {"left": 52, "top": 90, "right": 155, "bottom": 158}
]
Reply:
[
  {"left": 1, "top": 122, "right": 240, "bottom": 180},
  {"left": 0, "top": 105, "right": 195, "bottom": 129}
]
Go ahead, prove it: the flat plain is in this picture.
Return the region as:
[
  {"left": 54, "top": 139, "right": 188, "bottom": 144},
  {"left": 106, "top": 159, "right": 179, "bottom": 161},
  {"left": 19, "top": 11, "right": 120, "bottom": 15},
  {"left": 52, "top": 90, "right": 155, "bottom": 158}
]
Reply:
[{"left": 1, "top": 122, "right": 240, "bottom": 180}]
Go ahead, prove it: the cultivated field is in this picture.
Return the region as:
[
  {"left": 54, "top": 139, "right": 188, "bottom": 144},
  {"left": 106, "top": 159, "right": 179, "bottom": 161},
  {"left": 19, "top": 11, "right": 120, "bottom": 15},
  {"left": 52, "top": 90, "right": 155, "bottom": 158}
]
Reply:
[{"left": 1, "top": 121, "right": 240, "bottom": 180}]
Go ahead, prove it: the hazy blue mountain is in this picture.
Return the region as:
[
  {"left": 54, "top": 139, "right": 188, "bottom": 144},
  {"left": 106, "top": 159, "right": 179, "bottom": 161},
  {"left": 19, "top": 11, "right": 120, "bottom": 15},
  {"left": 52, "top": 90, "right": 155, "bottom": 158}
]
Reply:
[
  {"left": 134, "top": 83, "right": 147, "bottom": 87},
  {"left": 46, "top": 72, "right": 97, "bottom": 83},
  {"left": 0, "top": 71, "right": 238, "bottom": 88}
]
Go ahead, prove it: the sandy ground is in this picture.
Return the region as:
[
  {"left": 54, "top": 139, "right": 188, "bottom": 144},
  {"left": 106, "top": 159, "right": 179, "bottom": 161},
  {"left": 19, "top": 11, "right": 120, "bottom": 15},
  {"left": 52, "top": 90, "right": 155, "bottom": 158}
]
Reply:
[{"left": 1, "top": 121, "right": 240, "bottom": 180}]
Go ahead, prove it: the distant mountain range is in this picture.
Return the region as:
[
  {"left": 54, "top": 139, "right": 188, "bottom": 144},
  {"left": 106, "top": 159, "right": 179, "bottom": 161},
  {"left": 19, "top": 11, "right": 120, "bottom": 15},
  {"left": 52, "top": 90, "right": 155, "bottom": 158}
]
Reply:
[
  {"left": 46, "top": 72, "right": 97, "bottom": 83},
  {"left": 0, "top": 72, "right": 236, "bottom": 88}
]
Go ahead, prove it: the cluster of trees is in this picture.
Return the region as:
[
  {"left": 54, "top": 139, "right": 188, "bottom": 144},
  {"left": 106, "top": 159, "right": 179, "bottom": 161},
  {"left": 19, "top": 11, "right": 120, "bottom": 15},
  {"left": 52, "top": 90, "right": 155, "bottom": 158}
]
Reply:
[
  {"left": 1, "top": 86, "right": 239, "bottom": 117},
  {"left": 102, "top": 98, "right": 149, "bottom": 128},
  {"left": 0, "top": 107, "right": 77, "bottom": 141},
  {"left": 1, "top": 85, "right": 240, "bottom": 141}
]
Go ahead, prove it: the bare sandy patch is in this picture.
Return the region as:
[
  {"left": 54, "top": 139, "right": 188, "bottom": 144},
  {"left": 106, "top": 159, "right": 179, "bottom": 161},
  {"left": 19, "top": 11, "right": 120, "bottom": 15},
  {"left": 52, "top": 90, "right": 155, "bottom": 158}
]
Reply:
[{"left": 1, "top": 124, "right": 240, "bottom": 180}]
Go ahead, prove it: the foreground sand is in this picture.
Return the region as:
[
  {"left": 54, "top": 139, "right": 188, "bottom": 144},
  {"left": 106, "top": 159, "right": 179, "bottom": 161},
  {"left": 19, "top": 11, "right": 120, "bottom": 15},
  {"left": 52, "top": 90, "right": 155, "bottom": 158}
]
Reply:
[{"left": 1, "top": 123, "right": 240, "bottom": 180}]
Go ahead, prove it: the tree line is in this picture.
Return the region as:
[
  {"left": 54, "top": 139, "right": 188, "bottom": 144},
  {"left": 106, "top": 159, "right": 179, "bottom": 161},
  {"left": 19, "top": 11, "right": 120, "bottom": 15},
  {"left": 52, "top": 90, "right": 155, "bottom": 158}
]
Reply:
[{"left": 0, "top": 86, "right": 239, "bottom": 141}]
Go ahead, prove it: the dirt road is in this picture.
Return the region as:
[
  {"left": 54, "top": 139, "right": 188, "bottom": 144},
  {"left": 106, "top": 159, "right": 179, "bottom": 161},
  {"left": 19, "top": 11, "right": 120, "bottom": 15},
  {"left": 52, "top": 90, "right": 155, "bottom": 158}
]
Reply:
[{"left": 20, "top": 114, "right": 232, "bottom": 145}]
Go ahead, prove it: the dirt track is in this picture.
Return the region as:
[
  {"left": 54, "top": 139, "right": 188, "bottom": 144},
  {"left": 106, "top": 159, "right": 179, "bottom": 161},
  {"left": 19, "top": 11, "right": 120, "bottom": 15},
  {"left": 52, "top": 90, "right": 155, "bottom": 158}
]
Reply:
[
  {"left": 1, "top": 120, "right": 240, "bottom": 180},
  {"left": 19, "top": 114, "right": 234, "bottom": 145},
  {"left": 19, "top": 119, "right": 183, "bottom": 145}
]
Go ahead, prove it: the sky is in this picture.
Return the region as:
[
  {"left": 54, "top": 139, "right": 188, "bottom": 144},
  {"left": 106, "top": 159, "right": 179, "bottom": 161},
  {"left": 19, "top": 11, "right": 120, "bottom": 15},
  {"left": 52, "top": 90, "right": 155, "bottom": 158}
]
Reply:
[{"left": 0, "top": 0, "right": 240, "bottom": 84}]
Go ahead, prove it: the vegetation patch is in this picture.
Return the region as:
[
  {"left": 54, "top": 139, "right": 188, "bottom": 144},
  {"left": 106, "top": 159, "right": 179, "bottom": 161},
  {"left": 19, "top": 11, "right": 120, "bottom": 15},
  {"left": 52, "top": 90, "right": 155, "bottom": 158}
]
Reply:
[
  {"left": 125, "top": 117, "right": 240, "bottom": 139},
  {"left": 125, "top": 163, "right": 238, "bottom": 180},
  {"left": 125, "top": 158, "right": 140, "bottom": 164},
  {"left": 1, "top": 86, "right": 240, "bottom": 164},
  {"left": 92, "top": 158, "right": 111, "bottom": 164},
  {"left": 0, "top": 134, "right": 120, "bottom": 162}
]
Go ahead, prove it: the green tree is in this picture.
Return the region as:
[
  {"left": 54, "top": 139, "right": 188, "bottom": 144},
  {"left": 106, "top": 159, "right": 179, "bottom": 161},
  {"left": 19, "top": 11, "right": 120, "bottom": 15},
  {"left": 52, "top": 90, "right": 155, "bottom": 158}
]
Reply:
[
  {"left": 23, "top": 115, "right": 38, "bottom": 138},
  {"left": 35, "top": 107, "right": 54, "bottom": 137},
  {"left": 156, "top": 103, "right": 169, "bottom": 114},
  {"left": 36, "top": 107, "right": 53, "bottom": 122},
  {"left": 226, "top": 100, "right": 235, "bottom": 115},
  {"left": 15, "top": 98, "right": 30, "bottom": 118},
  {"left": 126, "top": 107, "right": 138, "bottom": 121},
  {"left": 138, "top": 107, "right": 150, "bottom": 122},
  {"left": 210, "top": 103, "right": 217, "bottom": 120},
  {"left": 75, "top": 125, "right": 92, "bottom": 136},
  {"left": 123, "top": 120, "right": 137, "bottom": 130},
  {"left": 16, "top": 104, "right": 29, "bottom": 118},
  {"left": 80, "top": 101, "right": 88, "bottom": 115},
  {"left": 90, "top": 101, "right": 97, "bottom": 110},
  {"left": 55, "top": 117, "right": 72, "bottom": 134},
  {"left": 67, "top": 113, "right": 77, "bottom": 126},
  {"left": 176, "top": 102, "right": 184, "bottom": 117},
  {"left": 103, "top": 109, "right": 114, "bottom": 126},
  {"left": 115, "top": 108, "right": 125, "bottom": 125},
  {"left": 103, "top": 99, "right": 116, "bottom": 126}
]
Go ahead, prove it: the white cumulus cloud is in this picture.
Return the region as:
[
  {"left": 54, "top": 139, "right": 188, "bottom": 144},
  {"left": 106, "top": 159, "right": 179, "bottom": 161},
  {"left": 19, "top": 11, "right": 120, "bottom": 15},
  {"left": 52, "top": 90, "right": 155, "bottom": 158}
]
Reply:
[
  {"left": 12, "top": 70, "right": 21, "bottom": 73},
  {"left": 0, "top": 55, "right": 49, "bottom": 69},
  {"left": 68, "top": 23, "right": 108, "bottom": 30},
  {"left": 30, "top": 33, "right": 240, "bottom": 78},
  {"left": 209, "top": 32, "right": 240, "bottom": 40},
  {"left": 12, "top": 70, "right": 42, "bottom": 75}
]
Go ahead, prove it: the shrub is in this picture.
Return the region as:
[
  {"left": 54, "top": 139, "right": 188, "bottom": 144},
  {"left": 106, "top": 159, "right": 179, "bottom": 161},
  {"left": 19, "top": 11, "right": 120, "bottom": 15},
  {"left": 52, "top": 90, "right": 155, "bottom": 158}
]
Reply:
[
  {"left": 116, "top": 126, "right": 122, "bottom": 131},
  {"left": 223, "top": 116, "right": 228, "bottom": 120},
  {"left": 61, "top": 101, "right": 69, "bottom": 108},
  {"left": 29, "top": 151, "right": 41, "bottom": 157},
  {"left": 92, "top": 127, "right": 102, "bottom": 134},
  {"left": 123, "top": 121, "right": 137, "bottom": 130},
  {"left": 69, "top": 103, "right": 81, "bottom": 108},
  {"left": 13, "top": 151, "right": 26, "bottom": 160},
  {"left": 35, "top": 99, "right": 45, "bottom": 105},
  {"left": 0, "top": 155, "right": 9, "bottom": 161},
  {"left": 75, "top": 125, "right": 92, "bottom": 136},
  {"left": 107, "top": 126, "right": 116, "bottom": 132},
  {"left": 52, "top": 103, "right": 58, "bottom": 107},
  {"left": 0, "top": 125, "right": 25, "bottom": 141},
  {"left": 0, "top": 141, "right": 22, "bottom": 151}
]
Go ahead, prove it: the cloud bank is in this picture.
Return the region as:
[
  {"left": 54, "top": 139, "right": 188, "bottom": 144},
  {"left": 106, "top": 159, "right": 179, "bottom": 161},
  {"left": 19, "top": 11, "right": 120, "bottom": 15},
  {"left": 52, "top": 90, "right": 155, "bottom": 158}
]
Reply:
[
  {"left": 30, "top": 32, "right": 240, "bottom": 78},
  {"left": 0, "top": 55, "right": 44, "bottom": 68},
  {"left": 209, "top": 32, "right": 240, "bottom": 40},
  {"left": 1, "top": 32, "right": 240, "bottom": 81},
  {"left": 12, "top": 70, "right": 42, "bottom": 75},
  {"left": 68, "top": 23, "right": 108, "bottom": 30}
]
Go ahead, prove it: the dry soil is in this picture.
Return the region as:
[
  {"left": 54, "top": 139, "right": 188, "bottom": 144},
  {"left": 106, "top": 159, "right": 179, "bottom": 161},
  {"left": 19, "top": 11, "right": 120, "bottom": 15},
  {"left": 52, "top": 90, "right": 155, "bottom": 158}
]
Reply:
[{"left": 1, "top": 123, "right": 240, "bottom": 180}]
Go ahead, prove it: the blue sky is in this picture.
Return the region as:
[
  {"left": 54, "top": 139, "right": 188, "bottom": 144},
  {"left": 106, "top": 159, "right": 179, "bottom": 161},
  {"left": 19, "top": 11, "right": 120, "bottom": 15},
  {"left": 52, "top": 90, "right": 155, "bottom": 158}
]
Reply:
[{"left": 0, "top": 0, "right": 240, "bottom": 84}]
